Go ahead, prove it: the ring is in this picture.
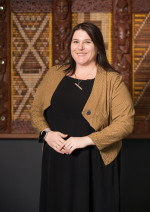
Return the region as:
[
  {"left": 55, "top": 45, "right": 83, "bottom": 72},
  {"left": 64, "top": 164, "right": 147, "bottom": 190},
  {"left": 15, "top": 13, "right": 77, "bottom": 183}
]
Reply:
[{"left": 69, "top": 145, "right": 72, "bottom": 149}]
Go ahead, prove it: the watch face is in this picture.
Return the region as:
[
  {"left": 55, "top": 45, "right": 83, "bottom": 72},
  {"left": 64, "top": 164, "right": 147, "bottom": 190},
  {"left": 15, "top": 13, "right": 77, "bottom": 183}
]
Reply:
[{"left": 41, "top": 131, "right": 46, "bottom": 139}]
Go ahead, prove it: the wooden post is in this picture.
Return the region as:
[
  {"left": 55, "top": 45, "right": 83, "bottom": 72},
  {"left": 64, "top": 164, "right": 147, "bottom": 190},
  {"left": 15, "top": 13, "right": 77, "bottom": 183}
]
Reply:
[
  {"left": 112, "top": 0, "right": 132, "bottom": 90},
  {"left": 0, "top": 0, "right": 11, "bottom": 133},
  {"left": 52, "top": 0, "right": 72, "bottom": 65}
]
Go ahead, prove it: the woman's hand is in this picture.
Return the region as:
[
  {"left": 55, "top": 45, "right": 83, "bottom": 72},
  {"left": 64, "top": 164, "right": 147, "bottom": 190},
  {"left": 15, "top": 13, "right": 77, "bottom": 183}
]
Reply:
[
  {"left": 45, "top": 131, "right": 68, "bottom": 154},
  {"left": 59, "top": 136, "right": 95, "bottom": 155}
]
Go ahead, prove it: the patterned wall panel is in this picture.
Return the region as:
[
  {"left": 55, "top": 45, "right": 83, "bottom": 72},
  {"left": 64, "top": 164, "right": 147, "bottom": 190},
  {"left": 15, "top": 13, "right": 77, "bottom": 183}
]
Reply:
[
  {"left": 11, "top": 0, "right": 150, "bottom": 13},
  {"left": 10, "top": 12, "right": 111, "bottom": 135},
  {"left": 11, "top": 12, "right": 52, "bottom": 133},
  {"left": 132, "top": 0, "right": 150, "bottom": 13},
  {"left": 0, "top": 0, "right": 149, "bottom": 138},
  {"left": 11, "top": 0, "right": 52, "bottom": 12},
  {"left": 10, "top": 0, "right": 112, "bottom": 13},
  {"left": 132, "top": 13, "right": 150, "bottom": 136}
]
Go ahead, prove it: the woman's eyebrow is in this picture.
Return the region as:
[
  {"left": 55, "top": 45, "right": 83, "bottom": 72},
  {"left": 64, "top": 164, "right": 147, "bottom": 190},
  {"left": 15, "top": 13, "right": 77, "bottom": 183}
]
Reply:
[{"left": 72, "top": 38, "right": 92, "bottom": 41}]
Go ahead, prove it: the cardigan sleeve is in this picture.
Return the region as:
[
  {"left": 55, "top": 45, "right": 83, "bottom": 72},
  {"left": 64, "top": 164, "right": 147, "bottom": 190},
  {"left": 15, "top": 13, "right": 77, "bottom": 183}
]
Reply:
[
  {"left": 88, "top": 74, "right": 135, "bottom": 150},
  {"left": 30, "top": 70, "right": 51, "bottom": 134}
]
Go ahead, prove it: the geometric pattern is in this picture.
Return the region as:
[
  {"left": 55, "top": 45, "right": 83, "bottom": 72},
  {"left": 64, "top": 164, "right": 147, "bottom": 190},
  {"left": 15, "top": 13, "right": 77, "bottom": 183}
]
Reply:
[
  {"left": 11, "top": 13, "right": 52, "bottom": 133},
  {"left": 132, "top": 13, "right": 150, "bottom": 121},
  {"left": 10, "top": 0, "right": 112, "bottom": 13},
  {"left": 10, "top": 12, "right": 111, "bottom": 134},
  {"left": 72, "top": 12, "right": 112, "bottom": 63}
]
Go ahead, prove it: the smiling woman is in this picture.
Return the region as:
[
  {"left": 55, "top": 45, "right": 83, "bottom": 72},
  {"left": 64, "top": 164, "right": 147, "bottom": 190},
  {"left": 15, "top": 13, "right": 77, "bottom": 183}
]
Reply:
[
  {"left": 30, "top": 22, "right": 135, "bottom": 212},
  {"left": 71, "top": 30, "right": 98, "bottom": 74}
]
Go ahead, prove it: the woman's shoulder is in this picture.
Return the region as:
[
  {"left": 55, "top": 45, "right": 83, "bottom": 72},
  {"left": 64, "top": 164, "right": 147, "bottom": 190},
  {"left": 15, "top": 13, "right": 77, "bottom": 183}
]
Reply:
[
  {"left": 49, "top": 64, "right": 70, "bottom": 73},
  {"left": 98, "top": 65, "right": 122, "bottom": 83},
  {"left": 43, "top": 64, "right": 69, "bottom": 79}
]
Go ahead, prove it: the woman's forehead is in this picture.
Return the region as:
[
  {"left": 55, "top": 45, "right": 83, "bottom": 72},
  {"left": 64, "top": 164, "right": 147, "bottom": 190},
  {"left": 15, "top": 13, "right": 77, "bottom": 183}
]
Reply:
[{"left": 72, "top": 30, "right": 91, "bottom": 39}]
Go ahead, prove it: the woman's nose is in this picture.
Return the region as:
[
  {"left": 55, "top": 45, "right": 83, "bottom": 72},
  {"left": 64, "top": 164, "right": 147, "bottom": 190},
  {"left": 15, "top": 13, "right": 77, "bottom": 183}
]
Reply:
[{"left": 78, "top": 42, "right": 84, "bottom": 50}]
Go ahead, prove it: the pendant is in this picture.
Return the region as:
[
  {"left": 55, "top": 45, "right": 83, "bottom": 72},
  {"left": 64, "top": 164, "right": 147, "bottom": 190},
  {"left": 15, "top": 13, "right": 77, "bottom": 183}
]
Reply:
[{"left": 75, "top": 83, "right": 82, "bottom": 90}]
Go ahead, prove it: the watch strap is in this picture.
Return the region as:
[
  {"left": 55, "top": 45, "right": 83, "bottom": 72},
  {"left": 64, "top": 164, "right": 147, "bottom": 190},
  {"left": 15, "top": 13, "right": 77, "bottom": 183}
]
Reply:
[{"left": 39, "top": 129, "right": 51, "bottom": 143}]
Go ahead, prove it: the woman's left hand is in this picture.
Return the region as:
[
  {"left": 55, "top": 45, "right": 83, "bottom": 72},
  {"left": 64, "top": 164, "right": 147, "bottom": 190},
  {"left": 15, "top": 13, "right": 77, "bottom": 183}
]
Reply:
[{"left": 58, "top": 136, "right": 95, "bottom": 155}]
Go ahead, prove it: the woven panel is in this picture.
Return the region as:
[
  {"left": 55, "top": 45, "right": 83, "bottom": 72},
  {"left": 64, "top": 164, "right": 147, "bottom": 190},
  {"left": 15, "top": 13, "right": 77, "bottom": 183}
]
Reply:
[
  {"left": 11, "top": 12, "right": 52, "bottom": 133},
  {"left": 11, "top": 12, "right": 111, "bottom": 134},
  {"left": 72, "top": 12, "right": 112, "bottom": 63},
  {"left": 132, "top": 13, "right": 150, "bottom": 134}
]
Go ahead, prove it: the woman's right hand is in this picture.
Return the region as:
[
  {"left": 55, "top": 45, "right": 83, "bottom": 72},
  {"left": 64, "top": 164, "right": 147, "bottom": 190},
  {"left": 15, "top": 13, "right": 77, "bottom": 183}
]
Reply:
[{"left": 45, "top": 131, "right": 68, "bottom": 154}]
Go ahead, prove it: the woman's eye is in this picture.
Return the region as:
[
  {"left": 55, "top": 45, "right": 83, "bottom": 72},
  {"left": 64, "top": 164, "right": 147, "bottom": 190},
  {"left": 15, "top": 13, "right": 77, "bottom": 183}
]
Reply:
[
  {"left": 72, "top": 40, "right": 78, "bottom": 43},
  {"left": 85, "top": 41, "right": 91, "bottom": 44},
  {"left": 72, "top": 40, "right": 91, "bottom": 44}
]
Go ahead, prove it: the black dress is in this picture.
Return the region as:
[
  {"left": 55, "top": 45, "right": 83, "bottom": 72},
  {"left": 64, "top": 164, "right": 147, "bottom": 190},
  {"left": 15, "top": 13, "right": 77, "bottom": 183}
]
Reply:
[{"left": 39, "top": 76, "right": 120, "bottom": 212}]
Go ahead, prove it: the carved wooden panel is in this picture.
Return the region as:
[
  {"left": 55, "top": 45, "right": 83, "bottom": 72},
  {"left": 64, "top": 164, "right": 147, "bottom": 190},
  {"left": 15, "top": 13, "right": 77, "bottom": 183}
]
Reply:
[
  {"left": 1, "top": 0, "right": 149, "bottom": 139},
  {"left": 10, "top": 0, "right": 52, "bottom": 12},
  {"left": 52, "top": 0, "right": 72, "bottom": 65},
  {"left": 10, "top": 0, "right": 112, "bottom": 12},
  {"left": 9, "top": 0, "right": 150, "bottom": 13},
  {"left": 0, "top": 0, "right": 11, "bottom": 133},
  {"left": 112, "top": 0, "right": 132, "bottom": 90},
  {"left": 72, "top": 0, "right": 112, "bottom": 12},
  {"left": 132, "top": 0, "right": 150, "bottom": 13}
]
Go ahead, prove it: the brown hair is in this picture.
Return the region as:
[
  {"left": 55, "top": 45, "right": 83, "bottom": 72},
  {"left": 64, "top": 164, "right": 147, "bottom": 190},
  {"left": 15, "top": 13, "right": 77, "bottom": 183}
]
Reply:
[{"left": 63, "top": 22, "right": 117, "bottom": 75}]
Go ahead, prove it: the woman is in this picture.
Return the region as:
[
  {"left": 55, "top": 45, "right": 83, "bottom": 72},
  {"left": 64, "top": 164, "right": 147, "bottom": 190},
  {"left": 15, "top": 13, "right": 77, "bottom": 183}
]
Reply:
[{"left": 30, "top": 22, "right": 135, "bottom": 212}]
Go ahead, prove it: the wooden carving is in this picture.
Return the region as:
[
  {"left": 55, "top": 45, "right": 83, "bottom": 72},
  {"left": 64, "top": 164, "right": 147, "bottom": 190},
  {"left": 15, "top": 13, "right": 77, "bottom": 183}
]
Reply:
[
  {"left": 132, "top": 0, "right": 150, "bottom": 13},
  {"left": 72, "top": 0, "right": 112, "bottom": 12},
  {"left": 112, "top": 0, "right": 132, "bottom": 89},
  {"left": 11, "top": 0, "right": 52, "bottom": 13},
  {"left": 11, "top": 0, "right": 112, "bottom": 13},
  {"left": 52, "top": 0, "right": 71, "bottom": 65},
  {"left": 0, "top": 0, "right": 10, "bottom": 133}
]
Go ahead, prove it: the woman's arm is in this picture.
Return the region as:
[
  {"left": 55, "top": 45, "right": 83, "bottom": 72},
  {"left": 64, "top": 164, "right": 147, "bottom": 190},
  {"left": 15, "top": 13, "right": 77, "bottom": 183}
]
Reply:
[
  {"left": 87, "top": 74, "right": 135, "bottom": 151},
  {"left": 30, "top": 71, "right": 50, "bottom": 134}
]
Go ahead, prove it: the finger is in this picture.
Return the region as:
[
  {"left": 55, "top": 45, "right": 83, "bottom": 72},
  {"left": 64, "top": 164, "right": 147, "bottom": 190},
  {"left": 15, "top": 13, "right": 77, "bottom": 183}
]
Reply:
[
  {"left": 65, "top": 144, "right": 73, "bottom": 154},
  {"left": 54, "top": 142, "right": 67, "bottom": 153},
  {"left": 59, "top": 149, "right": 66, "bottom": 154},
  {"left": 58, "top": 140, "right": 68, "bottom": 150},
  {"left": 69, "top": 146, "right": 75, "bottom": 154},
  {"left": 66, "top": 143, "right": 72, "bottom": 149},
  {"left": 53, "top": 138, "right": 64, "bottom": 148},
  {"left": 59, "top": 132, "right": 68, "bottom": 138},
  {"left": 62, "top": 143, "right": 70, "bottom": 154},
  {"left": 59, "top": 137, "right": 67, "bottom": 144},
  {"left": 57, "top": 139, "right": 67, "bottom": 151},
  {"left": 57, "top": 140, "right": 65, "bottom": 147},
  {"left": 54, "top": 146, "right": 65, "bottom": 154}
]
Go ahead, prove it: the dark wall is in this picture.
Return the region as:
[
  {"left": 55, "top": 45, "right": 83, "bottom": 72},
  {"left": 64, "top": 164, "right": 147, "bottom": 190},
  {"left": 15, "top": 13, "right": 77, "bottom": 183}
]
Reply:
[
  {"left": 0, "top": 139, "right": 150, "bottom": 212},
  {"left": 0, "top": 139, "right": 42, "bottom": 212},
  {"left": 120, "top": 139, "right": 150, "bottom": 212}
]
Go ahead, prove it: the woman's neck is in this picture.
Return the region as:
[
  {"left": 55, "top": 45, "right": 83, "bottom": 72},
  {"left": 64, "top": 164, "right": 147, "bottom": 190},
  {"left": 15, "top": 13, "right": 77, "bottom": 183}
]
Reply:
[{"left": 74, "top": 63, "right": 97, "bottom": 80}]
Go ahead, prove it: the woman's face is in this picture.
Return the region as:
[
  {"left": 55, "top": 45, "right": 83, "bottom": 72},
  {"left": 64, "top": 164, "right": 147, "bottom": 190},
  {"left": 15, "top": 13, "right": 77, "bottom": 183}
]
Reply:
[{"left": 71, "top": 29, "right": 97, "bottom": 66}]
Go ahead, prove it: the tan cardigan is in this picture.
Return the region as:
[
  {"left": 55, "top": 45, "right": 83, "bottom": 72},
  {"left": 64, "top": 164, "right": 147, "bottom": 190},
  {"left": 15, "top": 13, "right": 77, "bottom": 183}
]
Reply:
[{"left": 30, "top": 65, "right": 135, "bottom": 165}]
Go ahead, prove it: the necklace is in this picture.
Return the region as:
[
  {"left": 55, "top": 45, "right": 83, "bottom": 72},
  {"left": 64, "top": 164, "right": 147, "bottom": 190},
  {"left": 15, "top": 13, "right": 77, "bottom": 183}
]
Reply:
[
  {"left": 74, "top": 68, "right": 96, "bottom": 90},
  {"left": 74, "top": 74, "right": 83, "bottom": 90}
]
